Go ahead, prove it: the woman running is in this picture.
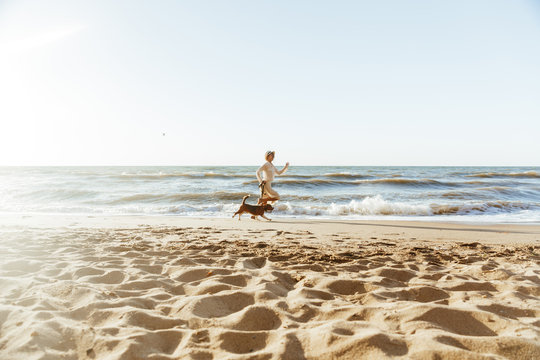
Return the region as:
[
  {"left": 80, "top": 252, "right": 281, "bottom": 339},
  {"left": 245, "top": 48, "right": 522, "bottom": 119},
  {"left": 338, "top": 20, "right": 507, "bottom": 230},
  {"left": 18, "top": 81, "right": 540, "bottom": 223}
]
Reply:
[{"left": 256, "top": 150, "right": 289, "bottom": 204}]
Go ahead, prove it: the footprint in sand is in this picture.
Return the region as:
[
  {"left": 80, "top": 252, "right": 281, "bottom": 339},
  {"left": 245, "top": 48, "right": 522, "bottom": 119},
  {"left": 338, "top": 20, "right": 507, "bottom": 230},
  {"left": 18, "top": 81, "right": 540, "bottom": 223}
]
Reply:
[
  {"left": 191, "top": 292, "right": 255, "bottom": 318},
  {"left": 87, "top": 270, "right": 126, "bottom": 284},
  {"left": 406, "top": 306, "right": 499, "bottom": 336},
  {"left": 218, "top": 330, "right": 269, "bottom": 354},
  {"left": 227, "top": 305, "right": 282, "bottom": 331}
]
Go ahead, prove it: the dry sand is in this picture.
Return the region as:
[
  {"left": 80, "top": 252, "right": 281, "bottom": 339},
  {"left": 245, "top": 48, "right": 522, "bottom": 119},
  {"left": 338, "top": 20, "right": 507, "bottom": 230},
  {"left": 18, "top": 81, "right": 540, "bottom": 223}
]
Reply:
[{"left": 0, "top": 215, "right": 539, "bottom": 359}]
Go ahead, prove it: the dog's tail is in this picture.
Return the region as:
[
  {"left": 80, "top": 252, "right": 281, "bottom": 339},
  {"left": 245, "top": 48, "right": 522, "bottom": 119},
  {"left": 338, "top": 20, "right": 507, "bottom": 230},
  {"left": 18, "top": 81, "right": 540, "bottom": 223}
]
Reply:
[{"left": 242, "top": 195, "right": 249, "bottom": 205}]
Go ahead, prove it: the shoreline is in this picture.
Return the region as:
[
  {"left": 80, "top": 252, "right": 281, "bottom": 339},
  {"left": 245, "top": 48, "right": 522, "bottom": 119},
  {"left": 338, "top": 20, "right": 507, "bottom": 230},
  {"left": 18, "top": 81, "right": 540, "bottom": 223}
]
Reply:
[
  {"left": 2, "top": 214, "right": 539, "bottom": 245},
  {"left": 4, "top": 212, "right": 540, "bottom": 224}
]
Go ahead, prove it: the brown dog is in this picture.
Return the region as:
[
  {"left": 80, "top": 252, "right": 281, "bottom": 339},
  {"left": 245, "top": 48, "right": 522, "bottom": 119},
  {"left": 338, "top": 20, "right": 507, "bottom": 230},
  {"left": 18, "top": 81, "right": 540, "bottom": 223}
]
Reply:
[{"left": 232, "top": 195, "right": 274, "bottom": 221}]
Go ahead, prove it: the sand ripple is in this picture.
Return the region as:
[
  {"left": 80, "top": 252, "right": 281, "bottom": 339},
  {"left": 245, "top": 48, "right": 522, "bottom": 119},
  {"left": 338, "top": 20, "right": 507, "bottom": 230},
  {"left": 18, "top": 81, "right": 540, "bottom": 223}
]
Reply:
[{"left": 0, "top": 225, "right": 539, "bottom": 359}]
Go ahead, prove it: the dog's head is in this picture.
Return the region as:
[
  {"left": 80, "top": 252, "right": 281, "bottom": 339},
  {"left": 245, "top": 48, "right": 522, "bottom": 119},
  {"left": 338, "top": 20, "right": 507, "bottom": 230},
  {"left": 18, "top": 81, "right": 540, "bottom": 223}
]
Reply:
[{"left": 264, "top": 204, "right": 274, "bottom": 212}]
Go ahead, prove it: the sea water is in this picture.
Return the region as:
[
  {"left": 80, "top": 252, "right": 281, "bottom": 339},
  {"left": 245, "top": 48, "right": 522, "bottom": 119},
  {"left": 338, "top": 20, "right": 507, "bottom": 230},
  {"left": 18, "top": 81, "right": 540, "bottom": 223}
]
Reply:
[{"left": 1, "top": 166, "right": 539, "bottom": 223}]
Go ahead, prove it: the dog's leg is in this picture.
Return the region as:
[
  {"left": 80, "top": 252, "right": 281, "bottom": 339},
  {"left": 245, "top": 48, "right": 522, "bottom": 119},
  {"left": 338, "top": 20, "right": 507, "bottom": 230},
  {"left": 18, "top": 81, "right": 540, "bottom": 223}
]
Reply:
[
  {"left": 261, "top": 214, "right": 272, "bottom": 221},
  {"left": 232, "top": 211, "right": 239, "bottom": 218}
]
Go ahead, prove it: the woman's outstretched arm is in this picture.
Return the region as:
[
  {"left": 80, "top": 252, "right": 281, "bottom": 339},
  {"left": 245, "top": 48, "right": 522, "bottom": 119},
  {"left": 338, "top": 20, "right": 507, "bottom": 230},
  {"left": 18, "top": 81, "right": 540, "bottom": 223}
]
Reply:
[{"left": 275, "top": 162, "right": 289, "bottom": 175}]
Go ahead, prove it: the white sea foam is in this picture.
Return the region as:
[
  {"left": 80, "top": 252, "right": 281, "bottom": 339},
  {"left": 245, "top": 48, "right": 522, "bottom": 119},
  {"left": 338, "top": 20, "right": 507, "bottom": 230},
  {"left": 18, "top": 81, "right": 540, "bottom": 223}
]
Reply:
[
  {"left": 329, "top": 196, "right": 432, "bottom": 216},
  {"left": 272, "top": 196, "right": 431, "bottom": 217}
]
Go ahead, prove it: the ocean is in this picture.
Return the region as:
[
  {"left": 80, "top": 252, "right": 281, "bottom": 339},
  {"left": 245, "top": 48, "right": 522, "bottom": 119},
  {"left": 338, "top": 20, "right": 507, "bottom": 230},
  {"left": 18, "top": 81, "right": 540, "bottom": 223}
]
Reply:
[{"left": 1, "top": 166, "right": 539, "bottom": 223}]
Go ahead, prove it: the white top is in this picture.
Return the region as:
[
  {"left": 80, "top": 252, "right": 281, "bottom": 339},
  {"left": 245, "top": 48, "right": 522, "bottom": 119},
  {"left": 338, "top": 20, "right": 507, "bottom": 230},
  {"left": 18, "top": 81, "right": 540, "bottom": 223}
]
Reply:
[{"left": 256, "top": 161, "right": 288, "bottom": 183}]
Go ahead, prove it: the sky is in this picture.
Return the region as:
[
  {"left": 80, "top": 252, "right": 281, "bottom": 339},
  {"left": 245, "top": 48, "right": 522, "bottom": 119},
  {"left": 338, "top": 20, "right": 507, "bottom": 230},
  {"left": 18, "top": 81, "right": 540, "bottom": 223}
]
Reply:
[{"left": 1, "top": 0, "right": 539, "bottom": 166}]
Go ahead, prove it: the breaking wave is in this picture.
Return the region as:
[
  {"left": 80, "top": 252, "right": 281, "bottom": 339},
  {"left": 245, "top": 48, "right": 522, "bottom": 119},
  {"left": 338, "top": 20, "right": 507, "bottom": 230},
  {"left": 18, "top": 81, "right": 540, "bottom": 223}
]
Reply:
[
  {"left": 275, "top": 196, "right": 432, "bottom": 216},
  {"left": 274, "top": 197, "right": 536, "bottom": 217}
]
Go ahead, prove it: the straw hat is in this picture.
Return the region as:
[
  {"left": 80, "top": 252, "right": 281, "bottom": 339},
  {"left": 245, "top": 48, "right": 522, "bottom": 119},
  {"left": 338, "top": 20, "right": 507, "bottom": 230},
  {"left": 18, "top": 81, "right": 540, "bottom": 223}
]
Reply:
[{"left": 265, "top": 150, "right": 275, "bottom": 160}]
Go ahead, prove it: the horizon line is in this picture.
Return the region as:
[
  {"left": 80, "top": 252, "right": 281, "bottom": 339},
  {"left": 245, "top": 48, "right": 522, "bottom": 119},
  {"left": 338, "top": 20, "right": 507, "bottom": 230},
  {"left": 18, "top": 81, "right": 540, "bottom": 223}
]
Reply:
[{"left": 0, "top": 164, "right": 538, "bottom": 168}]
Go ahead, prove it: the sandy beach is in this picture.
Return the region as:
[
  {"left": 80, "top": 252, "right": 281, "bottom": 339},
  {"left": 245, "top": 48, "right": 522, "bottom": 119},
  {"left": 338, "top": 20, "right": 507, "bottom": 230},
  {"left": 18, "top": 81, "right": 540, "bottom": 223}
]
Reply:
[
  {"left": 3, "top": 0, "right": 539, "bottom": 358},
  {"left": 0, "top": 215, "right": 539, "bottom": 359}
]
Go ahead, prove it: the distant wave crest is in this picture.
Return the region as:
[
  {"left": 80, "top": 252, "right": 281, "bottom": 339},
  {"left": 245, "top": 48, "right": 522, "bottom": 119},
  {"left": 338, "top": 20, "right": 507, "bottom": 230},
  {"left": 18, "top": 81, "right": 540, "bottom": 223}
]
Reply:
[
  {"left": 244, "top": 178, "right": 447, "bottom": 187},
  {"left": 466, "top": 171, "right": 540, "bottom": 179},
  {"left": 114, "top": 173, "right": 250, "bottom": 180},
  {"left": 108, "top": 192, "right": 316, "bottom": 204}
]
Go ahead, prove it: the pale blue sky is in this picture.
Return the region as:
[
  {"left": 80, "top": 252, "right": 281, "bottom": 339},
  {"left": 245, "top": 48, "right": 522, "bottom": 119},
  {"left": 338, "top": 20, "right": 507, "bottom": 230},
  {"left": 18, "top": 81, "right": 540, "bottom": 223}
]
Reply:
[{"left": 1, "top": 0, "right": 539, "bottom": 166}]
